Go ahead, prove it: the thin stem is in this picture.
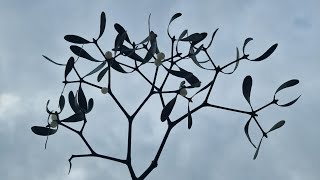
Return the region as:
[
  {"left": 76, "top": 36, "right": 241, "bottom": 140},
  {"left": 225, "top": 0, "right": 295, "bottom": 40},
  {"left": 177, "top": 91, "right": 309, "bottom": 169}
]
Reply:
[{"left": 108, "top": 90, "right": 130, "bottom": 119}]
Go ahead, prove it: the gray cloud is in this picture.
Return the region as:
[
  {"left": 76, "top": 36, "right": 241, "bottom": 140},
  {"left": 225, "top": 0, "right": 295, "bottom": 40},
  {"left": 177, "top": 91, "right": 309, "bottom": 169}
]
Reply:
[{"left": 0, "top": 0, "right": 319, "bottom": 180}]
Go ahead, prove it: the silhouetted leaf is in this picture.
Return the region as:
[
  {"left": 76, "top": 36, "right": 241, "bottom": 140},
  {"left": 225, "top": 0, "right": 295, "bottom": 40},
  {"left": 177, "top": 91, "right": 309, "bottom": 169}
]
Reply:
[
  {"left": 97, "top": 66, "right": 109, "bottom": 82},
  {"left": 189, "top": 46, "right": 209, "bottom": 70},
  {"left": 161, "top": 96, "right": 177, "bottom": 122},
  {"left": 242, "top": 37, "right": 253, "bottom": 53},
  {"left": 42, "top": 55, "right": 65, "bottom": 66},
  {"left": 46, "top": 100, "right": 51, "bottom": 114},
  {"left": 253, "top": 136, "right": 263, "bottom": 160},
  {"left": 242, "top": 75, "right": 252, "bottom": 105},
  {"left": 87, "top": 98, "right": 94, "bottom": 113},
  {"left": 251, "top": 44, "right": 278, "bottom": 61},
  {"left": 70, "top": 45, "right": 101, "bottom": 62},
  {"left": 221, "top": 47, "right": 240, "bottom": 74},
  {"left": 120, "top": 45, "right": 145, "bottom": 62},
  {"left": 114, "top": 32, "right": 127, "bottom": 49},
  {"left": 143, "top": 35, "right": 157, "bottom": 63},
  {"left": 110, "top": 60, "right": 126, "bottom": 73},
  {"left": 244, "top": 118, "right": 256, "bottom": 148},
  {"left": 97, "top": 12, "right": 106, "bottom": 40},
  {"left": 59, "top": 95, "right": 65, "bottom": 112},
  {"left": 114, "top": 23, "right": 131, "bottom": 43},
  {"left": 78, "top": 86, "right": 87, "bottom": 111},
  {"left": 267, "top": 120, "right": 285, "bottom": 133},
  {"left": 206, "top": 28, "right": 219, "bottom": 49},
  {"left": 167, "top": 68, "right": 201, "bottom": 87},
  {"left": 61, "top": 112, "right": 85, "bottom": 122},
  {"left": 178, "top": 29, "right": 188, "bottom": 41},
  {"left": 84, "top": 61, "right": 106, "bottom": 78},
  {"left": 275, "top": 79, "right": 299, "bottom": 94},
  {"left": 188, "top": 104, "right": 192, "bottom": 129},
  {"left": 277, "top": 95, "right": 301, "bottom": 107},
  {"left": 65, "top": 57, "right": 74, "bottom": 79},
  {"left": 68, "top": 91, "right": 81, "bottom": 113},
  {"left": 64, "top": 35, "right": 91, "bottom": 44},
  {"left": 31, "top": 126, "right": 57, "bottom": 136},
  {"left": 181, "top": 33, "right": 207, "bottom": 46},
  {"left": 167, "top": 13, "right": 182, "bottom": 38}
]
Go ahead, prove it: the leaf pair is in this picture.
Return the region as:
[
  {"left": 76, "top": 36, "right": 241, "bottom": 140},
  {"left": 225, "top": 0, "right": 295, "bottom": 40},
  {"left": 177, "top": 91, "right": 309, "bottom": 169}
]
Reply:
[
  {"left": 274, "top": 79, "right": 300, "bottom": 107},
  {"left": 167, "top": 67, "right": 201, "bottom": 88},
  {"left": 68, "top": 90, "right": 94, "bottom": 114}
]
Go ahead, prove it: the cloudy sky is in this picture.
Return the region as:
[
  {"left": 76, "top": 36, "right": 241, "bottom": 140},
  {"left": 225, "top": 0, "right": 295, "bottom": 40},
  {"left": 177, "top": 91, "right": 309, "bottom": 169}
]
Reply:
[{"left": 0, "top": 0, "right": 319, "bottom": 179}]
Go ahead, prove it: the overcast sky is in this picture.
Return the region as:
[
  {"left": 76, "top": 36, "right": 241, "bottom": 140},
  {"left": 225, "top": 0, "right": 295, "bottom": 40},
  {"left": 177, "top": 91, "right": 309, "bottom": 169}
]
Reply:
[{"left": 0, "top": 0, "right": 319, "bottom": 180}]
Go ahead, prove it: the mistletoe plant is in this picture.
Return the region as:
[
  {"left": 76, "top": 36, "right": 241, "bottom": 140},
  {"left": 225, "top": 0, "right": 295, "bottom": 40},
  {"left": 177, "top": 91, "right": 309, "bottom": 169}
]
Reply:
[{"left": 32, "top": 12, "right": 300, "bottom": 179}]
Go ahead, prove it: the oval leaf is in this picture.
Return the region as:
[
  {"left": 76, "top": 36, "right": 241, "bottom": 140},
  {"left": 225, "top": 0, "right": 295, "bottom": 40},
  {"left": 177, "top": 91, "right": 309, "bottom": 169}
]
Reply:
[
  {"left": 70, "top": 45, "right": 101, "bottom": 62},
  {"left": 61, "top": 112, "right": 85, "bottom": 122},
  {"left": 267, "top": 120, "right": 285, "bottom": 133},
  {"left": 277, "top": 95, "right": 301, "bottom": 107},
  {"left": 46, "top": 100, "right": 51, "bottom": 114},
  {"left": 251, "top": 44, "right": 278, "bottom": 61},
  {"left": 84, "top": 61, "right": 106, "bottom": 78},
  {"left": 253, "top": 136, "right": 263, "bottom": 160},
  {"left": 59, "top": 95, "right": 65, "bottom": 112},
  {"left": 97, "top": 66, "right": 109, "bottom": 82},
  {"left": 98, "top": 12, "right": 106, "bottom": 39},
  {"left": 110, "top": 60, "right": 127, "bottom": 73},
  {"left": 178, "top": 29, "right": 188, "bottom": 41},
  {"left": 169, "top": 13, "right": 182, "bottom": 25},
  {"left": 206, "top": 28, "right": 219, "bottom": 49},
  {"left": 244, "top": 118, "right": 256, "bottom": 148},
  {"left": 64, "top": 35, "right": 91, "bottom": 44},
  {"left": 275, "top": 79, "right": 299, "bottom": 95},
  {"left": 242, "top": 75, "right": 252, "bottom": 105},
  {"left": 160, "top": 96, "right": 177, "bottom": 122},
  {"left": 65, "top": 57, "right": 74, "bottom": 79},
  {"left": 42, "top": 55, "right": 65, "bottom": 66},
  {"left": 78, "top": 86, "right": 87, "bottom": 111},
  {"left": 68, "top": 91, "right": 81, "bottom": 113},
  {"left": 87, "top": 98, "right": 94, "bottom": 113},
  {"left": 188, "top": 104, "right": 192, "bottom": 129},
  {"left": 242, "top": 37, "right": 253, "bottom": 53},
  {"left": 120, "top": 45, "right": 145, "bottom": 62},
  {"left": 181, "top": 33, "right": 207, "bottom": 46},
  {"left": 114, "top": 23, "right": 131, "bottom": 43},
  {"left": 31, "top": 126, "right": 57, "bottom": 136}
]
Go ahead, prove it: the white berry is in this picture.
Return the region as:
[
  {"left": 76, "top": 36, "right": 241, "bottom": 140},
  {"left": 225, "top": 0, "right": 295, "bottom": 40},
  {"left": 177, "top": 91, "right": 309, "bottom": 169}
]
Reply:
[
  {"left": 156, "top": 52, "right": 165, "bottom": 60},
  {"left": 101, "top": 87, "right": 109, "bottom": 94},
  {"left": 179, "top": 88, "right": 188, "bottom": 96},
  {"left": 104, "top": 51, "right": 113, "bottom": 59},
  {"left": 50, "top": 120, "right": 58, "bottom": 128},
  {"left": 154, "top": 58, "right": 162, "bottom": 67},
  {"left": 51, "top": 114, "right": 58, "bottom": 121}
]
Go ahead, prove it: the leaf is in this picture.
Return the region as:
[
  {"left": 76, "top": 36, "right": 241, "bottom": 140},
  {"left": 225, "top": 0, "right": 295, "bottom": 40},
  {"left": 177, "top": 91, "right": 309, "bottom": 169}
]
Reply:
[
  {"left": 253, "top": 136, "right": 263, "bottom": 160},
  {"left": 277, "top": 95, "right": 301, "bottom": 107},
  {"left": 46, "top": 100, "right": 51, "bottom": 114},
  {"left": 178, "top": 29, "right": 188, "bottom": 41},
  {"left": 160, "top": 96, "right": 177, "bottom": 122},
  {"left": 221, "top": 47, "right": 240, "bottom": 74},
  {"left": 244, "top": 118, "right": 257, "bottom": 148},
  {"left": 114, "top": 32, "right": 127, "bottom": 49},
  {"left": 189, "top": 46, "right": 208, "bottom": 70},
  {"left": 68, "top": 91, "right": 81, "bottom": 113},
  {"left": 206, "top": 28, "right": 219, "bottom": 49},
  {"left": 110, "top": 60, "right": 127, "bottom": 73},
  {"left": 31, "top": 126, "right": 57, "bottom": 136},
  {"left": 167, "top": 68, "right": 201, "bottom": 87},
  {"left": 114, "top": 23, "right": 131, "bottom": 43},
  {"left": 188, "top": 104, "right": 192, "bottom": 129},
  {"left": 87, "top": 98, "right": 94, "bottom": 113},
  {"left": 120, "top": 45, "right": 145, "bottom": 62},
  {"left": 181, "top": 33, "right": 207, "bottom": 46},
  {"left": 97, "top": 66, "right": 109, "bottom": 82},
  {"left": 275, "top": 79, "right": 299, "bottom": 94},
  {"left": 251, "top": 44, "right": 278, "bottom": 61},
  {"left": 59, "top": 95, "right": 65, "bottom": 112},
  {"left": 70, "top": 45, "right": 101, "bottom": 62},
  {"left": 167, "top": 13, "right": 182, "bottom": 38},
  {"left": 78, "top": 86, "right": 87, "bottom": 111},
  {"left": 65, "top": 57, "right": 74, "bottom": 79},
  {"left": 98, "top": 12, "right": 106, "bottom": 40},
  {"left": 64, "top": 35, "right": 91, "bottom": 44},
  {"left": 61, "top": 112, "right": 85, "bottom": 122},
  {"left": 42, "top": 55, "right": 65, "bottom": 66},
  {"left": 143, "top": 36, "right": 157, "bottom": 63},
  {"left": 242, "top": 75, "right": 253, "bottom": 105},
  {"left": 242, "top": 37, "right": 253, "bottom": 53},
  {"left": 267, "top": 120, "right": 285, "bottom": 133},
  {"left": 84, "top": 61, "right": 106, "bottom": 78}
]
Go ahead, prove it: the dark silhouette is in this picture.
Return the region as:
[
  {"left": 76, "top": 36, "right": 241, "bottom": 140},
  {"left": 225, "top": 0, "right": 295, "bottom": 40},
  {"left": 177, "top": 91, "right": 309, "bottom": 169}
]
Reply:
[{"left": 31, "top": 12, "right": 300, "bottom": 179}]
